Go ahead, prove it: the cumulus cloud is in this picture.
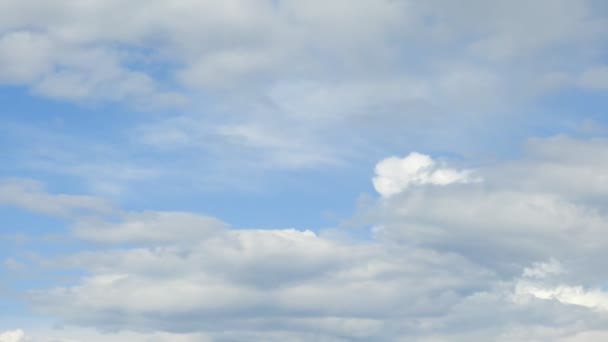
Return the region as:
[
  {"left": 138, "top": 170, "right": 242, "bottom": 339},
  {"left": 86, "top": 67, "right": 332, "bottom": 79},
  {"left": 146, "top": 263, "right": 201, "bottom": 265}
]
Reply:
[
  {"left": 373, "top": 142, "right": 608, "bottom": 281},
  {"left": 373, "top": 152, "right": 476, "bottom": 197},
  {"left": 30, "top": 227, "right": 494, "bottom": 339},
  {"left": 10, "top": 137, "right": 608, "bottom": 340}
]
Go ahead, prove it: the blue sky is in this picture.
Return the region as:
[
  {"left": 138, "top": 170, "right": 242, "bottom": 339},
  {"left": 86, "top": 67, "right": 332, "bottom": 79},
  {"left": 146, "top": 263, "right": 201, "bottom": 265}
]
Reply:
[{"left": 2, "top": 1, "right": 608, "bottom": 341}]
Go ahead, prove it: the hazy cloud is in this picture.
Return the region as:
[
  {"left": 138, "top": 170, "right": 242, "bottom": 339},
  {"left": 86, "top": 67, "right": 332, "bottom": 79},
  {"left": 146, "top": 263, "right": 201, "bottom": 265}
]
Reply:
[
  {"left": 0, "top": 330, "right": 25, "bottom": 342},
  {"left": 0, "top": 179, "right": 115, "bottom": 218}
]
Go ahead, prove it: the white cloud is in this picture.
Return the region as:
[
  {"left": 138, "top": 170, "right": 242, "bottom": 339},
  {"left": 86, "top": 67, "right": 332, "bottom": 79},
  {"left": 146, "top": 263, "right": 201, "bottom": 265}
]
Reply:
[
  {"left": 373, "top": 152, "right": 476, "bottom": 197},
  {"left": 0, "top": 1, "right": 603, "bottom": 126},
  {"left": 514, "top": 260, "right": 608, "bottom": 312},
  {"left": 516, "top": 282, "right": 608, "bottom": 312},
  {"left": 30, "top": 228, "right": 493, "bottom": 339},
  {"left": 0, "top": 330, "right": 25, "bottom": 342},
  {"left": 372, "top": 145, "right": 608, "bottom": 280},
  {"left": 3, "top": 136, "right": 608, "bottom": 340},
  {"left": 1, "top": 0, "right": 606, "bottom": 183}
]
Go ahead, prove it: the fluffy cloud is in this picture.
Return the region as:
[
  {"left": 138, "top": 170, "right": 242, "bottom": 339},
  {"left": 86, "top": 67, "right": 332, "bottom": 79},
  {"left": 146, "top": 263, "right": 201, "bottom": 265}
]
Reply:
[
  {"left": 6, "top": 136, "right": 608, "bottom": 340},
  {"left": 373, "top": 152, "right": 476, "bottom": 197},
  {"left": 30, "top": 227, "right": 495, "bottom": 339},
  {"left": 373, "top": 138, "right": 608, "bottom": 284}
]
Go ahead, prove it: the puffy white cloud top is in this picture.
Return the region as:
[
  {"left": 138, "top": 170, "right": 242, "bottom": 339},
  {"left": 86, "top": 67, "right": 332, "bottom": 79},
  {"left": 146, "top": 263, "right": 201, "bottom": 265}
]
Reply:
[{"left": 373, "top": 152, "right": 476, "bottom": 196}]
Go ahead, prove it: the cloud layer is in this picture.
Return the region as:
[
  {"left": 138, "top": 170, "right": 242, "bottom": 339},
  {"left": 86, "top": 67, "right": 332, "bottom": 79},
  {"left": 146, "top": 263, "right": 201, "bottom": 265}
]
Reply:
[
  {"left": 1, "top": 136, "right": 608, "bottom": 341},
  {"left": 2, "top": 1, "right": 608, "bottom": 341},
  {"left": 3, "top": 0, "right": 608, "bottom": 176}
]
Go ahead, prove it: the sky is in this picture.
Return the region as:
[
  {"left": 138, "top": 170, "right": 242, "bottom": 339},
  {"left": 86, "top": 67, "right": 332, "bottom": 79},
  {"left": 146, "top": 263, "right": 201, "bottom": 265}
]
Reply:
[{"left": 1, "top": 0, "right": 608, "bottom": 341}]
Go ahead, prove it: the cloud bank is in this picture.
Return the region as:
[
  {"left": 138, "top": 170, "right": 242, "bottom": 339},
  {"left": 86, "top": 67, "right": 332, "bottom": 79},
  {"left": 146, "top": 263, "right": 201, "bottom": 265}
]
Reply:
[{"left": 1, "top": 136, "right": 607, "bottom": 341}]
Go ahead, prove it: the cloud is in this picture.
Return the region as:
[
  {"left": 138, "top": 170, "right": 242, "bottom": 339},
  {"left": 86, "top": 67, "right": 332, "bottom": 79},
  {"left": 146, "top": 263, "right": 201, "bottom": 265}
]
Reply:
[
  {"left": 0, "top": 0, "right": 605, "bottom": 198},
  {"left": 373, "top": 152, "right": 477, "bottom": 197},
  {"left": 0, "top": 29, "right": 183, "bottom": 108},
  {"left": 2, "top": 135, "right": 608, "bottom": 341},
  {"left": 2, "top": 1, "right": 608, "bottom": 339},
  {"left": 0, "top": 179, "right": 115, "bottom": 218},
  {"left": 30, "top": 228, "right": 494, "bottom": 339},
  {"left": 522, "top": 259, "right": 564, "bottom": 279},
  {"left": 73, "top": 211, "right": 227, "bottom": 244},
  {"left": 17, "top": 137, "right": 608, "bottom": 340},
  {"left": 492, "top": 135, "right": 608, "bottom": 199},
  {"left": 0, "top": 328, "right": 213, "bottom": 342},
  {"left": 578, "top": 66, "right": 608, "bottom": 90},
  {"left": 514, "top": 259, "right": 608, "bottom": 313},
  {"left": 0, "top": 330, "right": 25, "bottom": 342},
  {"left": 373, "top": 140, "right": 608, "bottom": 282},
  {"left": 516, "top": 281, "right": 608, "bottom": 312},
  {"left": 0, "top": 0, "right": 410, "bottom": 98},
  {"left": 0, "top": 31, "right": 53, "bottom": 83},
  {"left": 1, "top": 0, "right": 605, "bottom": 167}
]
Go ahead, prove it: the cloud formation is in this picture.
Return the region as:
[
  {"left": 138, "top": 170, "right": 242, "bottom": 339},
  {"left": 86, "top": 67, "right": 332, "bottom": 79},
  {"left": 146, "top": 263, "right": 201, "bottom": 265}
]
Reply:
[
  {"left": 373, "top": 152, "right": 476, "bottom": 197},
  {"left": 1, "top": 1, "right": 608, "bottom": 341},
  {"left": 0, "top": 136, "right": 603, "bottom": 341},
  {"left": 0, "top": 330, "right": 25, "bottom": 342},
  {"left": 2, "top": 0, "right": 606, "bottom": 174}
]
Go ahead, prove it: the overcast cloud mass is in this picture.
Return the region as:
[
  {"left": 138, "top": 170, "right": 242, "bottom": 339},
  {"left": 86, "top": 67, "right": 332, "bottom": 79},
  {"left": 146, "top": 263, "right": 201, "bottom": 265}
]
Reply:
[{"left": 2, "top": 1, "right": 608, "bottom": 341}]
